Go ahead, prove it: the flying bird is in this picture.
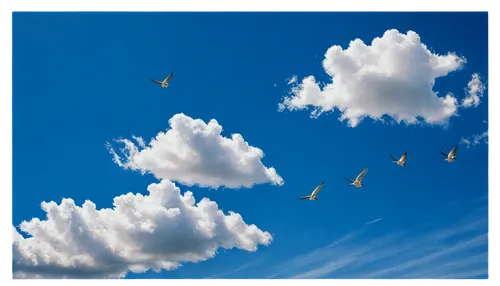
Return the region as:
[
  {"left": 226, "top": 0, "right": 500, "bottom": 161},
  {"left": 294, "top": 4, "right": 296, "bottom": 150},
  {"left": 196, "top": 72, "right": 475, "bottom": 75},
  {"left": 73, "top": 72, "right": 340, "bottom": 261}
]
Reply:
[
  {"left": 151, "top": 72, "right": 174, "bottom": 88},
  {"left": 441, "top": 144, "right": 458, "bottom": 162},
  {"left": 299, "top": 181, "right": 325, "bottom": 200},
  {"left": 346, "top": 168, "right": 368, "bottom": 187},
  {"left": 389, "top": 152, "right": 407, "bottom": 167}
]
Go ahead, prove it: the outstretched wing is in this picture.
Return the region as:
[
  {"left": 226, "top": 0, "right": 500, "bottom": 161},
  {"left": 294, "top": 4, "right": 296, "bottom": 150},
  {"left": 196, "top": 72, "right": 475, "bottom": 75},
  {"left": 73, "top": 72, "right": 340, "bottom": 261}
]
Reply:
[
  {"left": 345, "top": 177, "right": 354, "bottom": 183},
  {"left": 151, "top": 79, "right": 163, "bottom": 85},
  {"left": 356, "top": 168, "right": 368, "bottom": 182},
  {"left": 299, "top": 196, "right": 311, "bottom": 200},
  {"left": 311, "top": 181, "right": 324, "bottom": 197},
  {"left": 400, "top": 152, "right": 407, "bottom": 161},
  {"left": 440, "top": 151, "right": 448, "bottom": 157},
  {"left": 164, "top": 72, "right": 174, "bottom": 83},
  {"left": 389, "top": 154, "right": 398, "bottom": 161},
  {"left": 449, "top": 144, "right": 458, "bottom": 157}
]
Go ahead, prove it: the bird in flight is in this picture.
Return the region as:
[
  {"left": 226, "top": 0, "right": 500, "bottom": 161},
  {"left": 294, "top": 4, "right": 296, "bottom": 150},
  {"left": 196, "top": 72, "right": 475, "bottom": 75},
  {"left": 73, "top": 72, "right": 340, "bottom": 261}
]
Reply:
[
  {"left": 299, "top": 181, "right": 325, "bottom": 200},
  {"left": 346, "top": 168, "right": 368, "bottom": 188},
  {"left": 441, "top": 144, "right": 458, "bottom": 162},
  {"left": 389, "top": 152, "right": 407, "bottom": 167},
  {"left": 151, "top": 72, "right": 174, "bottom": 88}
]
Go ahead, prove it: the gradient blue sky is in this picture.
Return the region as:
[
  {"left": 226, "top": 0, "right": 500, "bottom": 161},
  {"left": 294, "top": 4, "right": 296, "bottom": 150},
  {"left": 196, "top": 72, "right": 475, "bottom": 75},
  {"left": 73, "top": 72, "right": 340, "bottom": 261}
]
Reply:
[{"left": 13, "top": 12, "right": 488, "bottom": 278}]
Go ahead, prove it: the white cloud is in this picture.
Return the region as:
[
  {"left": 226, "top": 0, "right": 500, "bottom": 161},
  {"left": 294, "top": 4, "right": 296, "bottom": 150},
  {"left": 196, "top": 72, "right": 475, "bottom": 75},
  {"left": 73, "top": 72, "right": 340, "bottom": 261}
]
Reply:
[
  {"left": 106, "top": 113, "right": 283, "bottom": 189},
  {"left": 287, "top": 75, "right": 298, "bottom": 85},
  {"left": 13, "top": 179, "right": 272, "bottom": 278},
  {"left": 460, "top": 130, "right": 488, "bottom": 148},
  {"left": 268, "top": 206, "right": 487, "bottom": 279},
  {"left": 461, "top": 73, "right": 486, "bottom": 108},
  {"left": 278, "top": 29, "right": 466, "bottom": 127}
]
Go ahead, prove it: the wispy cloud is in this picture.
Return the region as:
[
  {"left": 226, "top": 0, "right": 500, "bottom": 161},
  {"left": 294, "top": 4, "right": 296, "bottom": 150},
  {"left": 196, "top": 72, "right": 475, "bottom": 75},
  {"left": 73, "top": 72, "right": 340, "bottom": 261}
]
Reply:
[
  {"left": 269, "top": 205, "right": 487, "bottom": 279},
  {"left": 287, "top": 75, "right": 298, "bottom": 85},
  {"left": 461, "top": 73, "right": 486, "bottom": 108},
  {"left": 204, "top": 260, "right": 261, "bottom": 279},
  {"left": 460, "top": 130, "right": 488, "bottom": 148},
  {"left": 365, "top": 217, "right": 383, "bottom": 225}
]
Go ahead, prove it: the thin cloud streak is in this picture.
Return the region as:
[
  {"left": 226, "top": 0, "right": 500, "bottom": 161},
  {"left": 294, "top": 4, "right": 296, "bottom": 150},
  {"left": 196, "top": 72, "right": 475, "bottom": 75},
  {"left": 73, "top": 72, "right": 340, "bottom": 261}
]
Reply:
[
  {"left": 365, "top": 218, "right": 383, "bottom": 225},
  {"left": 269, "top": 206, "right": 487, "bottom": 279},
  {"left": 266, "top": 231, "right": 361, "bottom": 278},
  {"left": 204, "top": 260, "right": 260, "bottom": 279}
]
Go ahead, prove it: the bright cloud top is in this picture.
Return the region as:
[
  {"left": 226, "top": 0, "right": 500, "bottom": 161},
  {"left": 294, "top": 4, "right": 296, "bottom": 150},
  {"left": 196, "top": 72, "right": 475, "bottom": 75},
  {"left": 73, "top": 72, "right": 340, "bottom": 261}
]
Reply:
[
  {"left": 460, "top": 131, "right": 488, "bottom": 148},
  {"left": 106, "top": 113, "right": 283, "bottom": 189},
  {"left": 279, "top": 29, "right": 466, "bottom": 127},
  {"left": 461, "top": 73, "right": 486, "bottom": 108},
  {"left": 13, "top": 179, "right": 272, "bottom": 278}
]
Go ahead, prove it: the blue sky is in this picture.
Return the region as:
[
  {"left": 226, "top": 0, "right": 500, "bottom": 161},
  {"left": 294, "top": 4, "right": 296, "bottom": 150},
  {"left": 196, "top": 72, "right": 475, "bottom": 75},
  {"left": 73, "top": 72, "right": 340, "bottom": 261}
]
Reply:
[{"left": 12, "top": 12, "right": 488, "bottom": 279}]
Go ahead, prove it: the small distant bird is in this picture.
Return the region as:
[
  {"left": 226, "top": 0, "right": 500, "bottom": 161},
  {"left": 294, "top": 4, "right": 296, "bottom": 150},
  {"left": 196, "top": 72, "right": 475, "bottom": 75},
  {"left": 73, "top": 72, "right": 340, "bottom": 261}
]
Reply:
[
  {"left": 389, "top": 152, "right": 407, "bottom": 167},
  {"left": 151, "top": 72, "right": 174, "bottom": 88},
  {"left": 299, "top": 181, "right": 325, "bottom": 200},
  {"left": 346, "top": 168, "right": 368, "bottom": 188},
  {"left": 441, "top": 144, "right": 458, "bottom": 162}
]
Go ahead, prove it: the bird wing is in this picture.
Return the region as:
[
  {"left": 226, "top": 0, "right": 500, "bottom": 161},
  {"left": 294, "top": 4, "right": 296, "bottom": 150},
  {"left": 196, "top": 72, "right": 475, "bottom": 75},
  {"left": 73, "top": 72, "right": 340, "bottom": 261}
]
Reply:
[
  {"left": 389, "top": 154, "right": 398, "bottom": 161},
  {"left": 345, "top": 177, "right": 354, "bottom": 183},
  {"left": 356, "top": 168, "right": 368, "bottom": 182},
  {"left": 440, "top": 151, "right": 448, "bottom": 157},
  {"left": 299, "top": 196, "right": 311, "bottom": 200},
  {"left": 449, "top": 144, "right": 458, "bottom": 157},
  {"left": 164, "top": 72, "right": 174, "bottom": 83},
  {"left": 400, "top": 152, "right": 407, "bottom": 161},
  {"left": 311, "top": 181, "right": 324, "bottom": 197},
  {"left": 151, "top": 79, "right": 163, "bottom": 85}
]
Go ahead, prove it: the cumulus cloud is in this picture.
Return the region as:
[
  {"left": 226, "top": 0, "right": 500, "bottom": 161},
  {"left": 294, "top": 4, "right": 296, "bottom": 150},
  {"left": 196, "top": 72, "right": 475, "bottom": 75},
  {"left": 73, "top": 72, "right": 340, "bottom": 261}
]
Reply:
[
  {"left": 13, "top": 179, "right": 272, "bottom": 278},
  {"left": 278, "top": 29, "right": 466, "bottom": 127},
  {"left": 461, "top": 73, "right": 486, "bottom": 108},
  {"left": 106, "top": 113, "right": 283, "bottom": 189},
  {"left": 268, "top": 205, "right": 487, "bottom": 279},
  {"left": 460, "top": 130, "right": 488, "bottom": 148}
]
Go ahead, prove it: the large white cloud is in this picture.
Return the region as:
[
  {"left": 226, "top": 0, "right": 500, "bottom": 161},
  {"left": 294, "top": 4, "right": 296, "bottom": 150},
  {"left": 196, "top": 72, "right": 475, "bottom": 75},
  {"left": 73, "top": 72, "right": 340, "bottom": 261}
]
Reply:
[
  {"left": 278, "top": 29, "right": 466, "bottom": 127},
  {"left": 461, "top": 73, "right": 486, "bottom": 108},
  {"left": 106, "top": 113, "right": 283, "bottom": 189},
  {"left": 13, "top": 179, "right": 272, "bottom": 278}
]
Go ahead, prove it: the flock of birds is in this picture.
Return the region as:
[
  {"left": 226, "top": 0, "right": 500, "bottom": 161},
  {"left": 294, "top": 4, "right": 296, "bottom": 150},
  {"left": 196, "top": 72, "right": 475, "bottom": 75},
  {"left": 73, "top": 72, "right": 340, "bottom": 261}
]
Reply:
[
  {"left": 149, "top": 72, "right": 460, "bottom": 202},
  {"left": 299, "top": 144, "right": 459, "bottom": 201}
]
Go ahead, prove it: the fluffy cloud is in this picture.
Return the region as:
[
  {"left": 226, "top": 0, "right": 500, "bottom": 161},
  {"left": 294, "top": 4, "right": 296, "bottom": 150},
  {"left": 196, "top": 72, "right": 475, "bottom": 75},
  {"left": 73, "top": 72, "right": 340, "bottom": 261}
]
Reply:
[
  {"left": 461, "top": 73, "right": 486, "bottom": 108},
  {"left": 460, "top": 131, "right": 488, "bottom": 148},
  {"left": 13, "top": 179, "right": 272, "bottom": 278},
  {"left": 106, "top": 113, "right": 283, "bottom": 189},
  {"left": 278, "top": 29, "right": 466, "bottom": 127}
]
